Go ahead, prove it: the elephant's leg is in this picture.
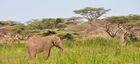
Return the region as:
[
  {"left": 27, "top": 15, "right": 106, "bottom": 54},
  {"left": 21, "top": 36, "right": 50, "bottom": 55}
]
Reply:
[
  {"left": 44, "top": 48, "right": 51, "bottom": 57},
  {"left": 27, "top": 48, "right": 31, "bottom": 58},
  {"left": 30, "top": 49, "right": 37, "bottom": 58},
  {"left": 48, "top": 48, "right": 52, "bottom": 57}
]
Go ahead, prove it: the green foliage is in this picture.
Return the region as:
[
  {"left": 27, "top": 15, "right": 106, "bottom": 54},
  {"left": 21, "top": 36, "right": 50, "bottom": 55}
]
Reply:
[
  {"left": 21, "top": 30, "right": 40, "bottom": 35},
  {"left": 56, "top": 23, "right": 67, "bottom": 28},
  {"left": 41, "top": 30, "right": 56, "bottom": 36},
  {"left": 65, "top": 21, "right": 78, "bottom": 25},
  {"left": 74, "top": 7, "right": 111, "bottom": 21},
  {"left": 9, "top": 25, "right": 26, "bottom": 33},
  {"left": 56, "top": 31, "right": 81, "bottom": 40},
  {"left": 66, "top": 17, "right": 83, "bottom": 23},
  {"left": 106, "top": 16, "right": 129, "bottom": 24},
  {"left": 37, "top": 30, "right": 81, "bottom": 40},
  {"left": 0, "top": 21, "right": 12, "bottom": 26},
  {"left": 105, "top": 15, "right": 140, "bottom": 25},
  {"left": 128, "top": 20, "right": 140, "bottom": 26},
  {"left": 0, "top": 21, "right": 22, "bottom": 26},
  {"left": 55, "top": 18, "right": 64, "bottom": 24},
  {"left": 27, "top": 19, "right": 54, "bottom": 30},
  {"left": 27, "top": 18, "right": 67, "bottom": 30},
  {"left": 62, "top": 33, "right": 73, "bottom": 40},
  {"left": 57, "top": 32, "right": 74, "bottom": 40},
  {"left": 9, "top": 24, "right": 40, "bottom": 35}
]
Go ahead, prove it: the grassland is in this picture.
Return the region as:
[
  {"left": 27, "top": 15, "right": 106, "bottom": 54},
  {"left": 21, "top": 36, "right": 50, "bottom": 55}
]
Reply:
[{"left": 0, "top": 37, "right": 140, "bottom": 64}]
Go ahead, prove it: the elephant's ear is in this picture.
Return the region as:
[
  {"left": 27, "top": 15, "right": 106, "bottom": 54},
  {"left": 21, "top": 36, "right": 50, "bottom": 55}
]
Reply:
[
  {"left": 50, "top": 36, "right": 56, "bottom": 45},
  {"left": 51, "top": 36, "right": 60, "bottom": 45}
]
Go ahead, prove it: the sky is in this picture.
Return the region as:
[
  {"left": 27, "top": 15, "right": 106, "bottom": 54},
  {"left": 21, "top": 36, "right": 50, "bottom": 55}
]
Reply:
[{"left": 0, "top": 0, "right": 140, "bottom": 23}]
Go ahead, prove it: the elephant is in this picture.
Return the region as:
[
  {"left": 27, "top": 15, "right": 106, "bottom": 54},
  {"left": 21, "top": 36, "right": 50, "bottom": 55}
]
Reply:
[{"left": 25, "top": 35, "right": 63, "bottom": 58}]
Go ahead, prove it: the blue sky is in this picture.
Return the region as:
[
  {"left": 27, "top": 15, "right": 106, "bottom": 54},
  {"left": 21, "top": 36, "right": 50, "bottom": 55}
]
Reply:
[{"left": 0, "top": 0, "right": 140, "bottom": 23}]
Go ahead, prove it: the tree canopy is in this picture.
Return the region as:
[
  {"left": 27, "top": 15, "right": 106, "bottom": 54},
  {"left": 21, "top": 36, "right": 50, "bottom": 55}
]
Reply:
[{"left": 74, "top": 7, "right": 111, "bottom": 23}]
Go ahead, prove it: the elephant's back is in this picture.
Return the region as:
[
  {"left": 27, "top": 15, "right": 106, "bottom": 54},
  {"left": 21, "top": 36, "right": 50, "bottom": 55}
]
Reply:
[
  {"left": 26, "top": 36, "right": 43, "bottom": 47},
  {"left": 25, "top": 35, "right": 55, "bottom": 49}
]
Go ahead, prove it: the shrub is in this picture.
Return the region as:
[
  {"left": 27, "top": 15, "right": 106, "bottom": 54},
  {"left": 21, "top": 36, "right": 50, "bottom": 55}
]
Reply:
[
  {"left": 56, "top": 31, "right": 82, "bottom": 40},
  {"left": 27, "top": 18, "right": 67, "bottom": 30},
  {"left": 62, "top": 33, "right": 73, "bottom": 40},
  {"left": 41, "top": 30, "right": 56, "bottom": 36},
  {"left": 21, "top": 30, "right": 40, "bottom": 35},
  {"left": 56, "top": 23, "right": 67, "bottom": 28},
  {"left": 9, "top": 25, "right": 26, "bottom": 33},
  {"left": 57, "top": 33, "right": 73, "bottom": 40}
]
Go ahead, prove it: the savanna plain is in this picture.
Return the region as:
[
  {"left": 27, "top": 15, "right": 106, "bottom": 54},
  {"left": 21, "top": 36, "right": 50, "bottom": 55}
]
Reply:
[{"left": 0, "top": 37, "right": 140, "bottom": 64}]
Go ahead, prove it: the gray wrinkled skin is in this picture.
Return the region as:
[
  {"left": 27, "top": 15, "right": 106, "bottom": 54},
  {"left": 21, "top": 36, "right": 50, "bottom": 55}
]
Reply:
[{"left": 26, "top": 35, "right": 63, "bottom": 58}]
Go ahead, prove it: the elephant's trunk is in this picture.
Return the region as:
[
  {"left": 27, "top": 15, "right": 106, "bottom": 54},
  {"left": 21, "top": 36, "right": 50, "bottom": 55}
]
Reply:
[
  {"left": 59, "top": 43, "right": 63, "bottom": 52},
  {"left": 59, "top": 47, "right": 63, "bottom": 52}
]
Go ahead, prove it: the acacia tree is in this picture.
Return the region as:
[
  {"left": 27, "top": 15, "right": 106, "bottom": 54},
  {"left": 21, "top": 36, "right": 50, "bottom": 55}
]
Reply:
[{"left": 74, "top": 7, "right": 111, "bottom": 25}]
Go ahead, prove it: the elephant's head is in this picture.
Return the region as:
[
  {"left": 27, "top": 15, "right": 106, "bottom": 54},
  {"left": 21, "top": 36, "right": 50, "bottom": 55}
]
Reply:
[{"left": 50, "top": 35, "right": 63, "bottom": 52}]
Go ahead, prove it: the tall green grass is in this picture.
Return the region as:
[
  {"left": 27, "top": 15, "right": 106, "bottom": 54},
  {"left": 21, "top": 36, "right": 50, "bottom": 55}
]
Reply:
[{"left": 0, "top": 37, "right": 140, "bottom": 64}]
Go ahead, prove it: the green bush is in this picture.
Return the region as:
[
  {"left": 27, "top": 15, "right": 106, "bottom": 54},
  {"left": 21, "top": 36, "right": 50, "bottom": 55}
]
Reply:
[
  {"left": 9, "top": 25, "right": 40, "bottom": 35},
  {"left": 27, "top": 18, "right": 67, "bottom": 30},
  {"left": 56, "top": 31, "right": 82, "bottom": 40},
  {"left": 0, "top": 21, "right": 21, "bottom": 26},
  {"left": 27, "top": 20, "right": 54, "bottom": 30},
  {"left": 21, "top": 30, "right": 40, "bottom": 35},
  {"left": 62, "top": 33, "right": 73, "bottom": 40},
  {"left": 105, "top": 15, "right": 140, "bottom": 26},
  {"left": 56, "top": 23, "right": 67, "bottom": 28},
  {"left": 9, "top": 25, "right": 26, "bottom": 33},
  {"left": 57, "top": 33, "right": 74, "bottom": 40},
  {"left": 41, "top": 30, "right": 56, "bottom": 36}
]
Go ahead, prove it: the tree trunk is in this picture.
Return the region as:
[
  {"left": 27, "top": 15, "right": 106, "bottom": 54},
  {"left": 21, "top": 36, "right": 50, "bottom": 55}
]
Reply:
[{"left": 88, "top": 18, "right": 97, "bottom": 26}]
